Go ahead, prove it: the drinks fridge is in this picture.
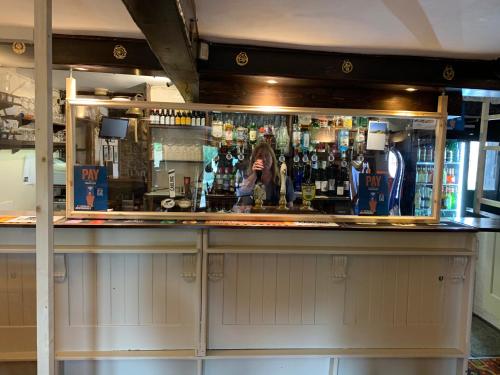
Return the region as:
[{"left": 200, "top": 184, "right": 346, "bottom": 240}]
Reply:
[{"left": 414, "top": 139, "right": 466, "bottom": 219}]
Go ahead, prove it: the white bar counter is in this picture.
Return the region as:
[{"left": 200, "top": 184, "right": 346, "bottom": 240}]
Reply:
[{"left": 0, "top": 222, "right": 477, "bottom": 375}]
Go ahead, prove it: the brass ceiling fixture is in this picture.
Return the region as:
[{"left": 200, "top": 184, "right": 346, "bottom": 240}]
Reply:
[
  {"left": 342, "top": 59, "right": 354, "bottom": 74},
  {"left": 11, "top": 41, "right": 26, "bottom": 55},
  {"left": 443, "top": 65, "right": 455, "bottom": 81},
  {"left": 235, "top": 51, "right": 249, "bottom": 66},
  {"left": 113, "top": 45, "right": 127, "bottom": 60}
]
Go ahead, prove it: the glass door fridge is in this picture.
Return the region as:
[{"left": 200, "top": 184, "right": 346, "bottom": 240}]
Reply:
[{"left": 414, "top": 139, "right": 466, "bottom": 219}]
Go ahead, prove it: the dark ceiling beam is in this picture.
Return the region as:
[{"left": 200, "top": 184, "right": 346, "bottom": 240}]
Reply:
[
  {"left": 0, "top": 35, "right": 165, "bottom": 76},
  {"left": 122, "top": 0, "right": 199, "bottom": 102},
  {"left": 198, "top": 42, "right": 500, "bottom": 90},
  {"left": 52, "top": 34, "right": 164, "bottom": 75}
]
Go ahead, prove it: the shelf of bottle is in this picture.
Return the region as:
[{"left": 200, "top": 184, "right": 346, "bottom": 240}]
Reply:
[
  {"left": 415, "top": 182, "right": 459, "bottom": 186},
  {"left": 151, "top": 159, "right": 203, "bottom": 163},
  {"left": 148, "top": 124, "right": 209, "bottom": 130},
  {"left": 294, "top": 192, "right": 351, "bottom": 201},
  {"left": 416, "top": 161, "right": 460, "bottom": 165}
]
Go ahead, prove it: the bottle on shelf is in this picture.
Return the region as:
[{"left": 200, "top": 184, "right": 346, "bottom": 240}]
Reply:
[
  {"left": 320, "top": 161, "right": 328, "bottom": 195},
  {"left": 200, "top": 112, "right": 206, "bottom": 127},
  {"left": 149, "top": 109, "right": 156, "bottom": 124},
  {"left": 224, "top": 119, "right": 234, "bottom": 146},
  {"left": 292, "top": 150, "right": 303, "bottom": 192},
  {"left": 327, "top": 159, "right": 336, "bottom": 197},
  {"left": 292, "top": 122, "right": 301, "bottom": 149},
  {"left": 191, "top": 111, "right": 196, "bottom": 126},
  {"left": 249, "top": 122, "right": 257, "bottom": 147},
  {"left": 175, "top": 110, "right": 181, "bottom": 125},
  {"left": 159, "top": 109, "right": 166, "bottom": 125},
  {"left": 415, "top": 187, "right": 422, "bottom": 210},
  {"left": 426, "top": 144, "right": 433, "bottom": 162}
]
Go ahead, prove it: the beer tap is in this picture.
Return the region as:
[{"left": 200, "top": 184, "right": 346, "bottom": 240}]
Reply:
[{"left": 278, "top": 161, "right": 288, "bottom": 210}]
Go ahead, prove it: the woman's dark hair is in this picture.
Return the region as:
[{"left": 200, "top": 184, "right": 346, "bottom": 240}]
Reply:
[{"left": 248, "top": 142, "right": 279, "bottom": 185}]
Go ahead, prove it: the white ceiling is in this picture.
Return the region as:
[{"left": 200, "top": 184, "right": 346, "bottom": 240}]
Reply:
[
  {"left": 197, "top": 0, "right": 500, "bottom": 59},
  {"left": 0, "top": 0, "right": 143, "bottom": 41},
  {"left": 1, "top": 0, "right": 498, "bottom": 59}
]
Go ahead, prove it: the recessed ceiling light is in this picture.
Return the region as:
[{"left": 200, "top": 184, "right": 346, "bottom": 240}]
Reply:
[
  {"left": 405, "top": 87, "right": 418, "bottom": 92},
  {"left": 266, "top": 79, "right": 278, "bottom": 85},
  {"left": 74, "top": 66, "right": 88, "bottom": 71}
]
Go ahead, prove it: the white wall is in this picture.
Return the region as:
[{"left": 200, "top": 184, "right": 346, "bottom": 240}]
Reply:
[{"left": 0, "top": 149, "right": 35, "bottom": 210}]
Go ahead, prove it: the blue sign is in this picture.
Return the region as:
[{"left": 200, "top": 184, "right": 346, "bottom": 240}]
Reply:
[
  {"left": 358, "top": 173, "right": 389, "bottom": 216},
  {"left": 74, "top": 166, "right": 108, "bottom": 211}
]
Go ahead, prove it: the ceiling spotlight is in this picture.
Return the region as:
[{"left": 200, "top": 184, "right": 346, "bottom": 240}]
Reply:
[
  {"left": 266, "top": 79, "right": 278, "bottom": 85},
  {"left": 74, "top": 66, "right": 88, "bottom": 71},
  {"left": 405, "top": 87, "right": 418, "bottom": 92}
]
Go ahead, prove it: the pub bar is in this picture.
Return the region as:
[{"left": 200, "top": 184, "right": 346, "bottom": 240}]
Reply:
[{"left": 0, "top": 1, "right": 499, "bottom": 375}]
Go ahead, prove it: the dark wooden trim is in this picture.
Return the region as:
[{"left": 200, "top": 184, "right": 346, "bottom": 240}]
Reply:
[
  {"left": 198, "top": 42, "right": 500, "bottom": 90},
  {"left": 122, "top": 0, "right": 199, "bottom": 101},
  {"left": 199, "top": 77, "right": 458, "bottom": 112}
]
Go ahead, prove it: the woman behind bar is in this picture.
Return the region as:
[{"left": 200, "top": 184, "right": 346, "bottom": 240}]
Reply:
[{"left": 237, "top": 142, "right": 295, "bottom": 208}]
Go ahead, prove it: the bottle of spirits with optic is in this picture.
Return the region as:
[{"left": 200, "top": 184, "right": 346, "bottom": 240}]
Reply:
[
  {"left": 320, "top": 160, "right": 328, "bottom": 195},
  {"left": 327, "top": 159, "right": 336, "bottom": 196},
  {"left": 292, "top": 122, "right": 301, "bottom": 149},
  {"left": 249, "top": 122, "right": 257, "bottom": 146},
  {"left": 292, "top": 150, "right": 303, "bottom": 192}
]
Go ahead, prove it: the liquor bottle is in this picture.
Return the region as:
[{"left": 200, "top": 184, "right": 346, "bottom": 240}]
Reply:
[
  {"left": 320, "top": 161, "right": 328, "bottom": 195},
  {"left": 211, "top": 115, "right": 223, "bottom": 140},
  {"left": 292, "top": 150, "right": 303, "bottom": 192},
  {"left": 310, "top": 118, "right": 320, "bottom": 146},
  {"left": 249, "top": 122, "right": 257, "bottom": 146},
  {"left": 292, "top": 122, "right": 301, "bottom": 149},
  {"left": 194, "top": 111, "right": 200, "bottom": 126},
  {"left": 154, "top": 109, "right": 160, "bottom": 124},
  {"left": 338, "top": 129, "right": 349, "bottom": 153},
  {"left": 236, "top": 124, "right": 247, "bottom": 147},
  {"left": 229, "top": 167, "right": 236, "bottom": 194},
  {"left": 415, "top": 187, "right": 421, "bottom": 210},
  {"left": 336, "top": 168, "right": 344, "bottom": 197},
  {"left": 420, "top": 143, "right": 427, "bottom": 163},
  {"left": 224, "top": 120, "right": 234, "bottom": 146},
  {"left": 149, "top": 109, "right": 156, "bottom": 124},
  {"left": 175, "top": 110, "right": 181, "bottom": 125},
  {"left": 427, "top": 144, "right": 434, "bottom": 162},
  {"left": 159, "top": 109, "right": 165, "bottom": 125},
  {"left": 200, "top": 112, "right": 206, "bottom": 127},
  {"left": 301, "top": 122, "right": 310, "bottom": 151},
  {"left": 191, "top": 111, "right": 196, "bottom": 126},
  {"left": 223, "top": 167, "right": 231, "bottom": 193},
  {"left": 340, "top": 159, "right": 350, "bottom": 197},
  {"left": 327, "top": 160, "right": 336, "bottom": 197}
]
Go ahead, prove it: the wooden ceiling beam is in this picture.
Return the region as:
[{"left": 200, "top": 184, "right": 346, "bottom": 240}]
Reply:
[
  {"left": 198, "top": 42, "right": 500, "bottom": 90},
  {"left": 0, "top": 35, "right": 165, "bottom": 76},
  {"left": 122, "top": 0, "right": 199, "bottom": 101}
]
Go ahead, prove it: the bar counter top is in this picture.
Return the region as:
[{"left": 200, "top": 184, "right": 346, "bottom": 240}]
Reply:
[{"left": 0, "top": 216, "right": 485, "bottom": 231}]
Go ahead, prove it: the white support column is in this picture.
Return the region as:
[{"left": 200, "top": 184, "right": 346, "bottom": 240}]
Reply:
[{"left": 35, "top": 0, "right": 54, "bottom": 374}]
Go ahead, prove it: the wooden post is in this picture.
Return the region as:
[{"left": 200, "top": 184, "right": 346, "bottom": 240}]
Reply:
[
  {"left": 35, "top": 0, "right": 54, "bottom": 374},
  {"left": 434, "top": 95, "right": 448, "bottom": 223},
  {"left": 474, "top": 100, "right": 490, "bottom": 214}
]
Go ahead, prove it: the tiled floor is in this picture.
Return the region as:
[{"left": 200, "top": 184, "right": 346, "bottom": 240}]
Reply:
[{"left": 471, "top": 315, "right": 500, "bottom": 358}]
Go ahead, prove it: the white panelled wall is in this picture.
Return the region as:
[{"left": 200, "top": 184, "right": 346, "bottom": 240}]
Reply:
[{"left": 0, "top": 227, "right": 476, "bottom": 375}]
